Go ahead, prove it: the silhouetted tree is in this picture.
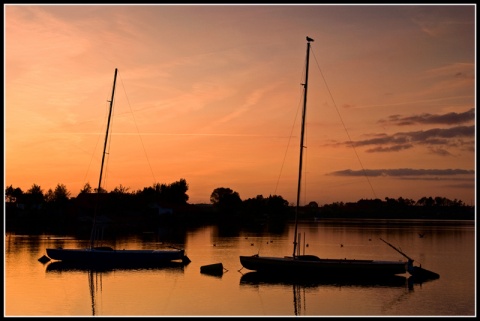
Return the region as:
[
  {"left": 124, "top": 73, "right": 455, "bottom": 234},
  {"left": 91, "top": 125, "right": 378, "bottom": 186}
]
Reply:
[
  {"left": 45, "top": 189, "right": 55, "bottom": 203},
  {"left": 135, "top": 179, "right": 189, "bottom": 207},
  {"left": 416, "top": 196, "right": 435, "bottom": 207},
  {"left": 401, "top": 197, "right": 415, "bottom": 207},
  {"left": 5, "top": 185, "right": 24, "bottom": 203},
  {"left": 452, "top": 198, "right": 464, "bottom": 206},
  {"left": 24, "top": 184, "right": 45, "bottom": 210},
  {"left": 164, "top": 179, "right": 189, "bottom": 204},
  {"left": 43, "top": 184, "right": 72, "bottom": 221},
  {"left": 265, "top": 195, "right": 291, "bottom": 220},
  {"left": 79, "top": 182, "right": 93, "bottom": 194},
  {"left": 307, "top": 201, "right": 319, "bottom": 208},
  {"left": 53, "top": 184, "right": 71, "bottom": 203},
  {"left": 112, "top": 184, "right": 130, "bottom": 194},
  {"left": 434, "top": 196, "right": 448, "bottom": 206},
  {"left": 94, "top": 186, "right": 108, "bottom": 193},
  {"left": 210, "top": 187, "right": 242, "bottom": 214}
]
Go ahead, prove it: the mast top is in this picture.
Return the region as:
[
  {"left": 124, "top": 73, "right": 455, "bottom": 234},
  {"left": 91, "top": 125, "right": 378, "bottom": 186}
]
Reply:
[{"left": 306, "top": 36, "right": 314, "bottom": 42}]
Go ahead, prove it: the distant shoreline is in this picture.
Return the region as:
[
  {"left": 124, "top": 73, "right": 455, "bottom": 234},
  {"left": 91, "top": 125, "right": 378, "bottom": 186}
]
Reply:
[{"left": 5, "top": 200, "right": 474, "bottom": 237}]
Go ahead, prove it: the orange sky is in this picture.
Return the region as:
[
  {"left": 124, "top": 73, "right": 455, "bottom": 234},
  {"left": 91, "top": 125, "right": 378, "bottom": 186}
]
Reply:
[{"left": 4, "top": 4, "right": 476, "bottom": 205}]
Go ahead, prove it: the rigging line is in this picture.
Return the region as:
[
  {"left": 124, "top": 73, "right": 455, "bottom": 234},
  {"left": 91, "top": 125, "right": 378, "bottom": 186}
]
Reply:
[
  {"left": 274, "top": 54, "right": 310, "bottom": 197},
  {"left": 83, "top": 98, "right": 113, "bottom": 192},
  {"left": 117, "top": 71, "right": 157, "bottom": 184},
  {"left": 82, "top": 112, "right": 106, "bottom": 190},
  {"left": 273, "top": 79, "right": 304, "bottom": 196},
  {"left": 103, "top": 98, "right": 115, "bottom": 192},
  {"left": 304, "top": 116, "right": 308, "bottom": 206},
  {"left": 310, "top": 48, "right": 377, "bottom": 199},
  {"left": 100, "top": 83, "right": 118, "bottom": 193},
  {"left": 302, "top": 65, "right": 310, "bottom": 206}
]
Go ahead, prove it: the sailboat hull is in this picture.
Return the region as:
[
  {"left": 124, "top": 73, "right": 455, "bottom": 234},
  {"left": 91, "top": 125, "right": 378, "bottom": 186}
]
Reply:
[
  {"left": 46, "top": 247, "right": 186, "bottom": 265},
  {"left": 239, "top": 271, "right": 410, "bottom": 287},
  {"left": 240, "top": 255, "right": 408, "bottom": 277},
  {"left": 238, "top": 37, "right": 439, "bottom": 281},
  {"left": 43, "top": 69, "right": 188, "bottom": 268}
]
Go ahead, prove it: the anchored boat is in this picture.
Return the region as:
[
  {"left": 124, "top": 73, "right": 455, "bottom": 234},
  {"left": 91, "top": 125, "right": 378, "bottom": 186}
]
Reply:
[
  {"left": 45, "top": 69, "right": 188, "bottom": 266},
  {"left": 239, "top": 37, "right": 438, "bottom": 281}
]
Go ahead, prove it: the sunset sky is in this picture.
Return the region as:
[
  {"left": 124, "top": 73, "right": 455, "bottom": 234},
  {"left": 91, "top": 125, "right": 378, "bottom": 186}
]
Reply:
[{"left": 4, "top": 4, "right": 476, "bottom": 206}]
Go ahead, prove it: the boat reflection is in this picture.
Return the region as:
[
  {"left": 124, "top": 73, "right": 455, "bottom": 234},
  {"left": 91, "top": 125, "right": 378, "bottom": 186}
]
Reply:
[
  {"left": 45, "top": 260, "right": 187, "bottom": 273},
  {"left": 45, "top": 260, "right": 186, "bottom": 316},
  {"left": 88, "top": 269, "right": 101, "bottom": 316},
  {"left": 239, "top": 271, "right": 414, "bottom": 288},
  {"left": 240, "top": 272, "right": 417, "bottom": 316}
]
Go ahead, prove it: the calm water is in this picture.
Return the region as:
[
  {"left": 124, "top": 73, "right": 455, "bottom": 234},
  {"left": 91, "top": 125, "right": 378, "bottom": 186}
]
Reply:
[{"left": 5, "top": 219, "right": 476, "bottom": 316}]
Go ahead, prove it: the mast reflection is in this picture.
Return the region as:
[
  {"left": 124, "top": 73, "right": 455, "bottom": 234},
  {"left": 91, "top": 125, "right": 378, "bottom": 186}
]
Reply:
[
  {"left": 88, "top": 269, "right": 100, "bottom": 316},
  {"left": 46, "top": 260, "right": 186, "bottom": 316},
  {"left": 239, "top": 271, "right": 433, "bottom": 316}
]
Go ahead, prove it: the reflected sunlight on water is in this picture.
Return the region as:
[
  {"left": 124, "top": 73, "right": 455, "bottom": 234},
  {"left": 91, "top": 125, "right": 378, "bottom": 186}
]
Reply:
[{"left": 5, "top": 219, "right": 475, "bottom": 316}]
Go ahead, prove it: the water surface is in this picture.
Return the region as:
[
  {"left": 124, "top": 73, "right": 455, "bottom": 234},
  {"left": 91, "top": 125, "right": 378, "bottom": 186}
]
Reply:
[{"left": 5, "top": 219, "right": 475, "bottom": 316}]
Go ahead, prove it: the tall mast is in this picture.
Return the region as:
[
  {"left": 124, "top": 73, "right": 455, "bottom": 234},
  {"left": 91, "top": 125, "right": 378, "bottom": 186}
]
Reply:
[
  {"left": 293, "top": 37, "right": 313, "bottom": 257},
  {"left": 98, "top": 68, "right": 118, "bottom": 193},
  {"left": 90, "top": 68, "right": 118, "bottom": 249}
]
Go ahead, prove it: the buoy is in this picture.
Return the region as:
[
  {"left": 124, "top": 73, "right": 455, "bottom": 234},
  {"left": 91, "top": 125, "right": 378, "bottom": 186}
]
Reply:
[
  {"left": 200, "top": 263, "right": 226, "bottom": 276},
  {"left": 38, "top": 255, "right": 51, "bottom": 264}
]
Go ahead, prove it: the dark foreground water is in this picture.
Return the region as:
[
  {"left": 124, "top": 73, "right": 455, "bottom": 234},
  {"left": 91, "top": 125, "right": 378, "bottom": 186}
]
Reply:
[{"left": 4, "top": 219, "right": 476, "bottom": 316}]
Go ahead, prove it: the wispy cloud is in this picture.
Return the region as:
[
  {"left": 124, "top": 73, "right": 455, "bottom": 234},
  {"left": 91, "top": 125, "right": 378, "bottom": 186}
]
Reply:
[
  {"left": 339, "top": 125, "right": 474, "bottom": 154},
  {"left": 379, "top": 108, "right": 474, "bottom": 126},
  {"left": 329, "top": 168, "right": 474, "bottom": 177},
  {"left": 331, "top": 108, "right": 475, "bottom": 154}
]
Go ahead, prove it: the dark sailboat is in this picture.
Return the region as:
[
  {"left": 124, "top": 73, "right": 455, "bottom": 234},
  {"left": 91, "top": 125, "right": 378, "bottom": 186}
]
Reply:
[
  {"left": 45, "top": 69, "right": 188, "bottom": 266},
  {"left": 239, "top": 37, "right": 438, "bottom": 280}
]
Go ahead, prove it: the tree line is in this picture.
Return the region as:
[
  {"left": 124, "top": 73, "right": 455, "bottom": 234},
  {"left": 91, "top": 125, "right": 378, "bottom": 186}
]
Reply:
[{"left": 4, "top": 179, "right": 475, "bottom": 234}]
